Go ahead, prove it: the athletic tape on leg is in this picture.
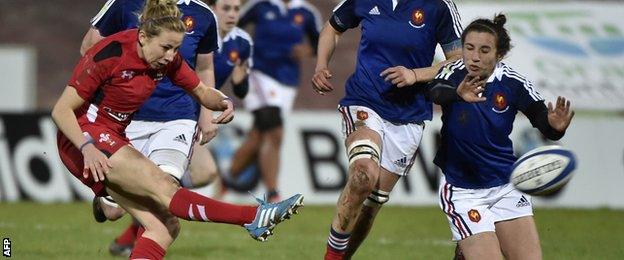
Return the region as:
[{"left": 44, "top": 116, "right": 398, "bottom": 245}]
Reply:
[
  {"left": 363, "top": 189, "right": 390, "bottom": 207},
  {"left": 347, "top": 139, "right": 381, "bottom": 166}
]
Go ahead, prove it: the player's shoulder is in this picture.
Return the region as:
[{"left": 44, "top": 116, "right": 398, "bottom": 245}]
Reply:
[
  {"left": 498, "top": 63, "right": 533, "bottom": 87},
  {"left": 180, "top": 0, "right": 216, "bottom": 18},
  {"left": 228, "top": 27, "right": 254, "bottom": 46},
  {"left": 90, "top": 29, "right": 137, "bottom": 62},
  {"left": 436, "top": 59, "right": 466, "bottom": 81}
]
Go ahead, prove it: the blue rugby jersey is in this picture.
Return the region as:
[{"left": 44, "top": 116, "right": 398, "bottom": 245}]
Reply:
[
  {"left": 433, "top": 60, "right": 545, "bottom": 189},
  {"left": 91, "top": 0, "right": 218, "bottom": 121},
  {"left": 331, "top": 0, "right": 462, "bottom": 123},
  {"left": 214, "top": 27, "right": 253, "bottom": 89},
  {"left": 239, "top": 0, "right": 321, "bottom": 86}
]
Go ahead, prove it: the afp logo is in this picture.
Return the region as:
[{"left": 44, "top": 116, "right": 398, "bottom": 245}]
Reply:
[{"left": 3, "top": 238, "right": 10, "bottom": 257}]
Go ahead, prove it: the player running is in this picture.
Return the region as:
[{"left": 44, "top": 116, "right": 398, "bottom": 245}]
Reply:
[{"left": 311, "top": 0, "right": 463, "bottom": 259}]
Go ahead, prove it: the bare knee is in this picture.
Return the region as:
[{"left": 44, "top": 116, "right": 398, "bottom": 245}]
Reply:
[
  {"left": 348, "top": 159, "right": 378, "bottom": 196},
  {"left": 150, "top": 170, "right": 181, "bottom": 207}
]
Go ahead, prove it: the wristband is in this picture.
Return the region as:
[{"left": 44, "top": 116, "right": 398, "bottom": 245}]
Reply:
[
  {"left": 79, "top": 139, "right": 95, "bottom": 151},
  {"left": 411, "top": 69, "right": 418, "bottom": 83}
]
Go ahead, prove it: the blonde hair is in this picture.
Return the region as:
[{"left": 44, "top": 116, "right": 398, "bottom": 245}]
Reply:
[{"left": 139, "top": 0, "right": 186, "bottom": 38}]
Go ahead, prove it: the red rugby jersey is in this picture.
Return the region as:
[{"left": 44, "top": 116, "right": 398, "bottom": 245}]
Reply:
[{"left": 67, "top": 29, "right": 200, "bottom": 134}]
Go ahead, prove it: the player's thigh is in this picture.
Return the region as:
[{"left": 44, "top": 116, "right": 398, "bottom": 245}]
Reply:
[
  {"left": 458, "top": 232, "right": 504, "bottom": 260},
  {"left": 377, "top": 167, "right": 401, "bottom": 191},
  {"left": 379, "top": 121, "right": 424, "bottom": 176},
  {"left": 338, "top": 106, "right": 382, "bottom": 148},
  {"left": 495, "top": 216, "right": 542, "bottom": 260},
  {"left": 106, "top": 145, "right": 178, "bottom": 203},
  {"left": 106, "top": 188, "right": 179, "bottom": 247},
  {"left": 189, "top": 144, "right": 218, "bottom": 182}
]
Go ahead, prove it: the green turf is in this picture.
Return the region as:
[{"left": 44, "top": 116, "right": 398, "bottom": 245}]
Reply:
[{"left": 0, "top": 203, "right": 622, "bottom": 259}]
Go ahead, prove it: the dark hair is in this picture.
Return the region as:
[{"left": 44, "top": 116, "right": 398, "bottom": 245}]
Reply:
[
  {"left": 461, "top": 13, "right": 512, "bottom": 58},
  {"left": 139, "top": 0, "right": 186, "bottom": 38}
]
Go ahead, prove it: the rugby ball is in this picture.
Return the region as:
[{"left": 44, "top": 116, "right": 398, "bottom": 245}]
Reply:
[{"left": 510, "top": 145, "right": 577, "bottom": 195}]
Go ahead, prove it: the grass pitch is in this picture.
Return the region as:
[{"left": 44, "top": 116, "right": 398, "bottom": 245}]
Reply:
[{"left": 1, "top": 203, "right": 623, "bottom": 259}]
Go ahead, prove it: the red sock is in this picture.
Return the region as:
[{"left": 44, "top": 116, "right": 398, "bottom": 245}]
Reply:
[
  {"left": 324, "top": 244, "right": 345, "bottom": 260},
  {"left": 168, "top": 188, "right": 257, "bottom": 225},
  {"left": 115, "top": 221, "right": 140, "bottom": 246},
  {"left": 129, "top": 237, "right": 165, "bottom": 260}
]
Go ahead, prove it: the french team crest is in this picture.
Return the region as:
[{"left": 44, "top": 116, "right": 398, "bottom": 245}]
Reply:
[
  {"left": 468, "top": 209, "right": 481, "bottom": 223},
  {"left": 356, "top": 110, "right": 368, "bottom": 120},
  {"left": 227, "top": 50, "right": 240, "bottom": 65},
  {"left": 409, "top": 9, "right": 425, "bottom": 28},
  {"left": 293, "top": 13, "right": 304, "bottom": 25},
  {"left": 492, "top": 92, "right": 509, "bottom": 113},
  {"left": 183, "top": 16, "right": 195, "bottom": 34}
]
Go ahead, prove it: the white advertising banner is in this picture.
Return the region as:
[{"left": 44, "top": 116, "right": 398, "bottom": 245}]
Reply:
[
  {"left": 0, "top": 112, "right": 623, "bottom": 209},
  {"left": 439, "top": 3, "right": 624, "bottom": 111}
]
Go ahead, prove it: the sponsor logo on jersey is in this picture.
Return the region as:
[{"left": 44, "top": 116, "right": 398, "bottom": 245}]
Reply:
[
  {"left": 468, "top": 209, "right": 481, "bottom": 223},
  {"left": 293, "top": 13, "right": 304, "bottom": 25},
  {"left": 356, "top": 110, "right": 368, "bottom": 120},
  {"left": 121, "top": 70, "right": 135, "bottom": 80},
  {"left": 265, "top": 11, "right": 276, "bottom": 20},
  {"left": 492, "top": 92, "right": 509, "bottom": 113},
  {"left": 183, "top": 16, "right": 195, "bottom": 34},
  {"left": 409, "top": 9, "right": 425, "bottom": 28},
  {"left": 103, "top": 107, "right": 131, "bottom": 122},
  {"left": 369, "top": 6, "right": 380, "bottom": 15},
  {"left": 516, "top": 195, "right": 531, "bottom": 207}
]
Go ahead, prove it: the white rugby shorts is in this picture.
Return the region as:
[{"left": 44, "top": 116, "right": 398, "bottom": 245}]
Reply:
[
  {"left": 244, "top": 69, "right": 297, "bottom": 114},
  {"left": 438, "top": 176, "right": 534, "bottom": 241},
  {"left": 126, "top": 119, "right": 198, "bottom": 171},
  {"left": 338, "top": 105, "right": 424, "bottom": 176}
]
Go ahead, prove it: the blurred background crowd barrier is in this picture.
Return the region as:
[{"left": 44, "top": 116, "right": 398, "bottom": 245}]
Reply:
[{"left": 0, "top": 0, "right": 622, "bottom": 208}]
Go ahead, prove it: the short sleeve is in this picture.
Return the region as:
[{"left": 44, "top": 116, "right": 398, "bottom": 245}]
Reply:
[
  {"left": 67, "top": 51, "right": 114, "bottom": 101},
  {"left": 197, "top": 13, "right": 219, "bottom": 54},
  {"left": 167, "top": 55, "right": 201, "bottom": 92},
  {"left": 436, "top": 0, "right": 462, "bottom": 48},
  {"left": 329, "top": 0, "right": 360, "bottom": 33}
]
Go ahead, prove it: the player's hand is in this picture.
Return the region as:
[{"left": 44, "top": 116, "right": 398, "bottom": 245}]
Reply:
[
  {"left": 291, "top": 43, "right": 313, "bottom": 63},
  {"left": 198, "top": 112, "right": 218, "bottom": 144},
  {"left": 232, "top": 59, "right": 248, "bottom": 84},
  {"left": 312, "top": 67, "right": 334, "bottom": 95},
  {"left": 81, "top": 144, "right": 112, "bottom": 183},
  {"left": 547, "top": 96, "right": 575, "bottom": 132},
  {"left": 457, "top": 75, "right": 487, "bottom": 103},
  {"left": 213, "top": 98, "right": 234, "bottom": 124},
  {"left": 380, "top": 66, "right": 419, "bottom": 88}
]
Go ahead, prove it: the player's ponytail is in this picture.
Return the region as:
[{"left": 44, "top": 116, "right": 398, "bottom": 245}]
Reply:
[
  {"left": 461, "top": 13, "right": 512, "bottom": 58},
  {"left": 139, "top": 0, "right": 186, "bottom": 38}
]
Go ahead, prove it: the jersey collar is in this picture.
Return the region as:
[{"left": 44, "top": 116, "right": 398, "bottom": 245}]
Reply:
[
  {"left": 486, "top": 62, "right": 504, "bottom": 83},
  {"left": 177, "top": 0, "right": 191, "bottom": 5}
]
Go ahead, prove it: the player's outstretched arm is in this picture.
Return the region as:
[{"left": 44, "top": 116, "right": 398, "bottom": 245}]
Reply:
[
  {"left": 191, "top": 83, "right": 234, "bottom": 124},
  {"left": 312, "top": 21, "right": 341, "bottom": 95}
]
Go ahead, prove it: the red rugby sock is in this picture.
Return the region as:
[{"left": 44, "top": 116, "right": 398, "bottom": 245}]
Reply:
[{"left": 168, "top": 188, "right": 257, "bottom": 225}]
